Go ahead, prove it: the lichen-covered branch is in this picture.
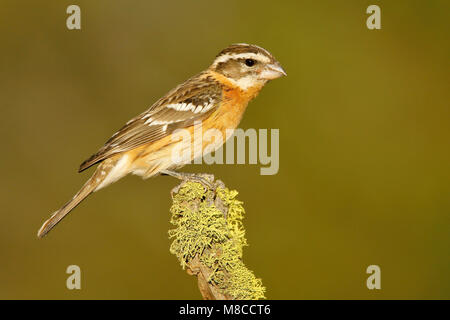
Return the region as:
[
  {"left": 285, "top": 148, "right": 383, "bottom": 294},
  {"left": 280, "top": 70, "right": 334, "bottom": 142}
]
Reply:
[{"left": 168, "top": 175, "right": 265, "bottom": 300}]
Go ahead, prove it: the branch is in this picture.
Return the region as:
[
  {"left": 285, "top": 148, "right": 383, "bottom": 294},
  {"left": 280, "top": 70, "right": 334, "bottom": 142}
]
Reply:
[{"left": 168, "top": 174, "right": 265, "bottom": 300}]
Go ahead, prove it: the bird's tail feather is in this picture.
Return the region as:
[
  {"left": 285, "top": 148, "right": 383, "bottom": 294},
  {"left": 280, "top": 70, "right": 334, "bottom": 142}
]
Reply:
[{"left": 37, "top": 169, "right": 104, "bottom": 238}]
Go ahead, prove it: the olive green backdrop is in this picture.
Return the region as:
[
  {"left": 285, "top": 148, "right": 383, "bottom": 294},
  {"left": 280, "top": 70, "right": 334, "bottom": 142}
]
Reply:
[{"left": 0, "top": 0, "right": 449, "bottom": 299}]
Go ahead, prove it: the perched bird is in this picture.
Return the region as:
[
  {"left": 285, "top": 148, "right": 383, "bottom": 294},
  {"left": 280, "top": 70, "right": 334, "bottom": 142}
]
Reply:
[{"left": 37, "top": 43, "right": 286, "bottom": 238}]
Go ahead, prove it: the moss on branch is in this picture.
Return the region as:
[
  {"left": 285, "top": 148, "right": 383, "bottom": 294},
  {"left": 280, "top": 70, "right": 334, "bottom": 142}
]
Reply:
[{"left": 168, "top": 176, "right": 265, "bottom": 300}]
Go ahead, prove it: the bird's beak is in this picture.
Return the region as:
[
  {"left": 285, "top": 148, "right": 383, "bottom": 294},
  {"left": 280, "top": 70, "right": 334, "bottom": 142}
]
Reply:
[{"left": 260, "top": 62, "right": 287, "bottom": 80}]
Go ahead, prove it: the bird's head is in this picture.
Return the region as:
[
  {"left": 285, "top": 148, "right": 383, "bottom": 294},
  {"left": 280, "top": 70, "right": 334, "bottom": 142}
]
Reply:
[{"left": 209, "top": 43, "right": 286, "bottom": 90}]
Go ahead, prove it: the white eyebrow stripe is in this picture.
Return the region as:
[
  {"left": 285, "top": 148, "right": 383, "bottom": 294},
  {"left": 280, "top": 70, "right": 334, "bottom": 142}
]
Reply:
[
  {"left": 212, "top": 52, "right": 271, "bottom": 67},
  {"left": 232, "top": 43, "right": 272, "bottom": 57}
]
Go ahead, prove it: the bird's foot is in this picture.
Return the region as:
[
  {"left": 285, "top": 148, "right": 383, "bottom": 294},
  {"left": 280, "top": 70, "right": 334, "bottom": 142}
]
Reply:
[{"left": 162, "top": 170, "right": 215, "bottom": 191}]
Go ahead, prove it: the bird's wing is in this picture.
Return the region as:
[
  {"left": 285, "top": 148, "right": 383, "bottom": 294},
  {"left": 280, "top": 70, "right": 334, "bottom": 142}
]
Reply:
[{"left": 79, "top": 73, "right": 222, "bottom": 172}]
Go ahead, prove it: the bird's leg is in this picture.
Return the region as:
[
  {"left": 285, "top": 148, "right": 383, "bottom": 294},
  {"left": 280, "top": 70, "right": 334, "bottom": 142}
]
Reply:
[{"left": 161, "top": 170, "right": 214, "bottom": 190}]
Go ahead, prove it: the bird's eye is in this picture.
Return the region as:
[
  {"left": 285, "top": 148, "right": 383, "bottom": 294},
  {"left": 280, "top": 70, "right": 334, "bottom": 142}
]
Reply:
[{"left": 245, "top": 59, "right": 256, "bottom": 67}]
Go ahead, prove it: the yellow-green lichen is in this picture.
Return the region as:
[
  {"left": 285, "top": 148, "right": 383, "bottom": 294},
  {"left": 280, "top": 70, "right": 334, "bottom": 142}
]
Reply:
[{"left": 169, "top": 181, "right": 265, "bottom": 300}]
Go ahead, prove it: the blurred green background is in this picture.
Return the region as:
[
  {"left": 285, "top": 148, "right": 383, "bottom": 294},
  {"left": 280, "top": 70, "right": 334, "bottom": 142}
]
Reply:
[{"left": 0, "top": 0, "right": 449, "bottom": 299}]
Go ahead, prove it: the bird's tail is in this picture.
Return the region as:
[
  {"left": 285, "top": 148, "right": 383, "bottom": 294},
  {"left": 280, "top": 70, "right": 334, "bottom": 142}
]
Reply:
[{"left": 37, "top": 165, "right": 108, "bottom": 238}]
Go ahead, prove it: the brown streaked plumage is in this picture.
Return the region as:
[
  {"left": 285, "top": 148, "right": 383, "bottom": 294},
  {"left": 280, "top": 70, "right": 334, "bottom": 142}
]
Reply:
[{"left": 37, "top": 43, "right": 286, "bottom": 238}]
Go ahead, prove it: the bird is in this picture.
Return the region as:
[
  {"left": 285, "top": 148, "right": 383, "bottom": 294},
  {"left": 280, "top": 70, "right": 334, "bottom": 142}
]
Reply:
[{"left": 37, "top": 43, "right": 286, "bottom": 238}]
